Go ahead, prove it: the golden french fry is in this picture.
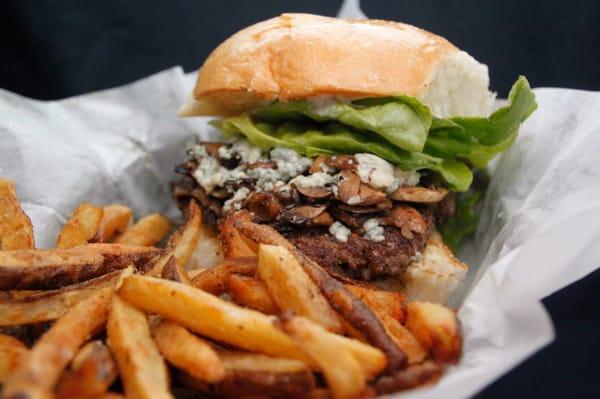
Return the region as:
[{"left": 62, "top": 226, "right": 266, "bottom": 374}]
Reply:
[
  {"left": 56, "top": 340, "right": 117, "bottom": 399},
  {"left": 2, "top": 288, "right": 112, "bottom": 399},
  {"left": 188, "top": 222, "right": 224, "bottom": 269},
  {"left": 191, "top": 258, "right": 257, "bottom": 295},
  {"left": 0, "top": 243, "right": 161, "bottom": 290},
  {"left": 278, "top": 316, "right": 366, "bottom": 399},
  {"left": 0, "top": 268, "right": 128, "bottom": 326},
  {"left": 228, "top": 274, "right": 278, "bottom": 314},
  {"left": 219, "top": 216, "right": 257, "bottom": 259},
  {"left": 0, "top": 334, "right": 28, "bottom": 384},
  {"left": 94, "top": 204, "right": 132, "bottom": 243},
  {"left": 115, "top": 213, "right": 171, "bottom": 246},
  {"left": 107, "top": 294, "right": 172, "bottom": 399},
  {"left": 0, "top": 178, "right": 35, "bottom": 250},
  {"left": 406, "top": 301, "right": 462, "bottom": 363},
  {"left": 344, "top": 284, "right": 406, "bottom": 323},
  {"left": 56, "top": 203, "right": 104, "bottom": 248},
  {"left": 373, "top": 361, "right": 442, "bottom": 394},
  {"left": 166, "top": 200, "right": 202, "bottom": 269},
  {"left": 257, "top": 245, "right": 342, "bottom": 333},
  {"left": 117, "top": 274, "right": 311, "bottom": 363},
  {"left": 379, "top": 314, "right": 427, "bottom": 365},
  {"left": 160, "top": 254, "right": 192, "bottom": 285},
  {"left": 180, "top": 351, "right": 315, "bottom": 398},
  {"left": 152, "top": 319, "right": 225, "bottom": 383}
]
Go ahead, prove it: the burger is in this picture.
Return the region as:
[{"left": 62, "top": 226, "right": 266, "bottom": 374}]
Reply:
[{"left": 173, "top": 13, "right": 536, "bottom": 304}]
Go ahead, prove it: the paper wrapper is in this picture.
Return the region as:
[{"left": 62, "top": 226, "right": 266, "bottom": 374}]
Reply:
[{"left": 1, "top": 61, "right": 600, "bottom": 399}]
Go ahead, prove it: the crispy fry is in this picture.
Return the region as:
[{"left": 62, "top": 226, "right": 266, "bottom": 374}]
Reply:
[
  {"left": 228, "top": 274, "right": 278, "bottom": 314},
  {"left": 107, "top": 295, "right": 172, "bottom": 399},
  {"left": 179, "top": 352, "right": 315, "bottom": 398},
  {"left": 189, "top": 217, "right": 224, "bottom": 269},
  {"left": 152, "top": 319, "right": 225, "bottom": 383},
  {"left": 257, "top": 245, "right": 342, "bottom": 333},
  {"left": 231, "top": 212, "right": 407, "bottom": 371},
  {"left": 56, "top": 340, "right": 117, "bottom": 399},
  {"left": 406, "top": 302, "right": 462, "bottom": 363},
  {"left": 0, "top": 334, "right": 28, "bottom": 384},
  {"left": 191, "top": 258, "right": 257, "bottom": 295},
  {"left": 117, "top": 274, "right": 311, "bottom": 363},
  {"left": 373, "top": 361, "right": 442, "bottom": 394},
  {"left": 0, "top": 268, "right": 128, "bottom": 326},
  {"left": 0, "top": 243, "right": 161, "bottom": 290},
  {"left": 160, "top": 254, "right": 192, "bottom": 285},
  {"left": 94, "top": 204, "right": 132, "bottom": 243},
  {"left": 0, "top": 178, "right": 35, "bottom": 250},
  {"left": 278, "top": 316, "right": 366, "bottom": 399},
  {"left": 2, "top": 288, "right": 111, "bottom": 399},
  {"left": 56, "top": 203, "right": 104, "bottom": 248},
  {"left": 379, "top": 314, "right": 427, "bottom": 365},
  {"left": 115, "top": 213, "right": 171, "bottom": 246},
  {"left": 344, "top": 284, "right": 406, "bottom": 323},
  {"left": 167, "top": 200, "right": 202, "bottom": 269},
  {"left": 219, "top": 216, "right": 257, "bottom": 259}
]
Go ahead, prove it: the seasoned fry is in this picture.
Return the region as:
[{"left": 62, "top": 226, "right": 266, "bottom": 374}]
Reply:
[
  {"left": 406, "top": 302, "right": 462, "bottom": 363},
  {"left": 373, "top": 361, "right": 442, "bottom": 394},
  {"left": 0, "top": 243, "right": 161, "bottom": 290},
  {"left": 189, "top": 222, "right": 224, "bottom": 269},
  {"left": 56, "top": 340, "right": 117, "bottom": 399},
  {"left": 231, "top": 212, "right": 407, "bottom": 371},
  {"left": 107, "top": 295, "right": 172, "bottom": 399},
  {"left": 257, "top": 245, "right": 342, "bottom": 333},
  {"left": 219, "top": 216, "right": 257, "bottom": 259},
  {"left": 345, "top": 284, "right": 406, "bottom": 322},
  {"left": 152, "top": 319, "right": 225, "bottom": 383},
  {"left": 117, "top": 274, "right": 311, "bottom": 363},
  {"left": 94, "top": 204, "right": 132, "bottom": 243},
  {"left": 191, "top": 257, "right": 257, "bottom": 295},
  {"left": 166, "top": 200, "right": 202, "bottom": 269},
  {"left": 0, "top": 178, "right": 35, "bottom": 250},
  {"left": 57, "top": 203, "right": 104, "bottom": 248},
  {"left": 378, "top": 314, "right": 427, "bottom": 365},
  {"left": 179, "top": 352, "right": 314, "bottom": 398},
  {"left": 2, "top": 288, "right": 111, "bottom": 399},
  {"left": 115, "top": 213, "right": 171, "bottom": 246},
  {"left": 160, "top": 254, "right": 192, "bottom": 285},
  {"left": 0, "top": 334, "right": 28, "bottom": 384},
  {"left": 0, "top": 268, "right": 128, "bottom": 326},
  {"left": 278, "top": 316, "right": 366, "bottom": 399},
  {"left": 228, "top": 274, "right": 278, "bottom": 314}
]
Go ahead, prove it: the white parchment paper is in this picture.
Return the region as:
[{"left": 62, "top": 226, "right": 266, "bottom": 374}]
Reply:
[{"left": 1, "top": 14, "right": 600, "bottom": 399}]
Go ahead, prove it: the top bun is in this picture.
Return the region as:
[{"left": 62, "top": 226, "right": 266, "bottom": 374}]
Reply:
[{"left": 180, "top": 13, "right": 493, "bottom": 118}]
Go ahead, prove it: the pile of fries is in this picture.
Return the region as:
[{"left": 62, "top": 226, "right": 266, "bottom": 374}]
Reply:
[{"left": 0, "top": 177, "right": 462, "bottom": 399}]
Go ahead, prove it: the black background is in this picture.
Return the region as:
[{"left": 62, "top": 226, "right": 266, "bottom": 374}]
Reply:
[{"left": 1, "top": 1, "right": 599, "bottom": 397}]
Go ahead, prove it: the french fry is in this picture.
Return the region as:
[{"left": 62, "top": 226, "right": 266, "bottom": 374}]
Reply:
[
  {"left": 180, "top": 351, "right": 315, "bottom": 398},
  {"left": 373, "top": 361, "right": 442, "bottom": 394},
  {"left": 152, "top": 319, "right": 225, "bottom": 383},
  {"left": 0, "top": 334, "right": 28, "bottom": 384},
  {"left": 115, "top": 213, "right": 171, "bottom": 246},
  {"left": 2, "top": 288, "right": 111, "bottom": 399},
  {"left": 344, "top": 284, "right": 406, "bottom": 323},
  {"left": 378, "top": 314, "right": 427, "bottom": 365},
  {"left": 191, "top": 258, "right": 257, "bottom": 295},
  {"left": 278, "top": 316, "right": 366, "bottom": 399},
  {"left": 56, "top": 340, "right": 117, "bottom": 399},
  {"left": 107, "top": 295, "right": 172, "bottom": 399},
  {"left": 0, "top": 268, "right": 128, "bottom": 326},
  {"left": 160, "top": 254, "right": 192, "bottom": 285},
  {"left": 188, "top": 223, "right": 224, "bottom": 269},
  {"left": 228, "top": 274, "right": 278, "bottom": 314},
  {"left": 94, "top": 204, "right": 132, "bottom": 243},
  {"left": 219, "top": 216, "right": 257, "bottom": 259},
  {"left": 56, "top": 203, "right": 104, "bottom": 248},
  {"left": 0, "top": 243, "right": 161, "bottom": 290},
  {"left": 257, "top": 245, "right": 342, "bottom": 333},
  {"left": 406, "top": 302, "right": 462, "bottom": 363},
  {"left": 0, "top": 178, "right": 35, "bottom": 250},
  {"left": 166, "top": 200, "right": 202, "bottom": 269}
]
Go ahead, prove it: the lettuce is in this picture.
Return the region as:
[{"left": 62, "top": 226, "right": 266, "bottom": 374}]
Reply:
[{"left": 217, "top": 76, "right": 536, "bottom": 192}]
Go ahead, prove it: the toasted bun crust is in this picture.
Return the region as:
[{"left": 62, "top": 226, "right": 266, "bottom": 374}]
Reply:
[{"left": 181, "top": 13, "right": 492, "bottom": 118}]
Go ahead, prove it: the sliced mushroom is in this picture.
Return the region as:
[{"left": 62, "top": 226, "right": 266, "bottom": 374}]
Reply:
[
  {"left": 327, "top": 155, "right": 357, "bottom": 171},
  {"left": 355, "top": 184, "right": 389, "bottom": 206},
  {"left": 246, "top": 160, "right": 277, "bottom": 169},
  {"left": 295, "top": 185, "right": 333, "bottom": 199},
  {"left": 390, "top": 186, "right": 449, "bottom": 203},
  {"left": 337, "top": 203, "right": 383, "bottom": 214},
  {"left": 200, "top": 142, "right": 223, "bottom": 157},
  {"left": 244, "top": 192, "right": 283, "bottom": 222},
  {"left": 382, "top": 205, "right": 428, "bottom": 239},
  {"left": 281, "top": 205, "right": 328, "bottom": 224},
  {"left": 307, "top": 211, "right": 335, "bottom": 226},
  {"left": 309, "top": 155, "right": 331, "bottom": 174},
  {"left": 336, "top": 170, "right": 361, "bottom": 203}
]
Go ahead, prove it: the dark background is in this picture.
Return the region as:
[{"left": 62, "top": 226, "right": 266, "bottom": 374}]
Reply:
[{"left": 1, "top": 0, "right": 599, "bottom": 397}]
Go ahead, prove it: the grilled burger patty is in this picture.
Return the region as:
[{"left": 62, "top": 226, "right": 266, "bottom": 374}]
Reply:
[{"left": 173, "top": 139, "right": 454, "bottom": 280}]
